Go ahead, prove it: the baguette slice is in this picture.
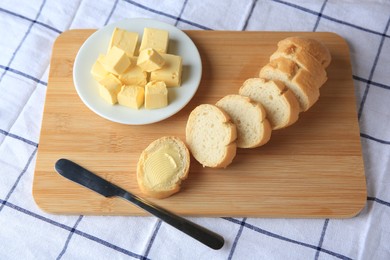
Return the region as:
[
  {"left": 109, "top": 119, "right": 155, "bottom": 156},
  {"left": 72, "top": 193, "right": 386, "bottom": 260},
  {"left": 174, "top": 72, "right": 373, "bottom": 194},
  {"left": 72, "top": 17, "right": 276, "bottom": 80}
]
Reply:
[
  {"left": 137, "top": 136, "right": 190, "bottom": 199},
  {"left": 259, "top": 57, "right": 320, "bottom": 111},
  {"left": 216, "top": 94, "right": 272, "bottom": 148},
  {"left": 276, "top": 37, "right": 331, "bottom": 68},
  {"left": 239, "top": 78, "right": 300, "bottom": 130},
  {"left": 270, "top": 44, "right": 327, "bottom": 87},
  {"left": 186, "top": 104, "right": 237, "bottom": 168}
]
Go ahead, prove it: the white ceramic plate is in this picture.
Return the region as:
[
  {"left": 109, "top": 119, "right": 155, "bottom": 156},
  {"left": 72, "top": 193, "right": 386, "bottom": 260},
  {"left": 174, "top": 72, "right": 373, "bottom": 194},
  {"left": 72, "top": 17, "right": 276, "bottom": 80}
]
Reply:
[{"left": 73, "top": 18, "right": 202, "bottom": 125}]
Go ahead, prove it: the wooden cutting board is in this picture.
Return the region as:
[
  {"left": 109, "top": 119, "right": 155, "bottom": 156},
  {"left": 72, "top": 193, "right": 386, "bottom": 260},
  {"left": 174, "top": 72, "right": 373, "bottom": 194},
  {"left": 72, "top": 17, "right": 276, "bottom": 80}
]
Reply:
[{"left": 33, "top": 30, "right": 367, "bottom": 218}]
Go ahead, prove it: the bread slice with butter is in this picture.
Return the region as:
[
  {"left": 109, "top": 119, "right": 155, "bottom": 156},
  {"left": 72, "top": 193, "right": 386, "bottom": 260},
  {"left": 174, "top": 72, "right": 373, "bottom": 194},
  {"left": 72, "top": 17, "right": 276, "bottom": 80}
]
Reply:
[
  {"left": 137, "top": 136, "right": 190, "bottom": 199},
  {"left": 239, "top": 78, "right": 300, "bottom": 130},
  {"left": 216, "top": 94, "right": 272, "bottom": 148},
  {"left": 186, "top": 104, "right": 237, "bottom": 168}
]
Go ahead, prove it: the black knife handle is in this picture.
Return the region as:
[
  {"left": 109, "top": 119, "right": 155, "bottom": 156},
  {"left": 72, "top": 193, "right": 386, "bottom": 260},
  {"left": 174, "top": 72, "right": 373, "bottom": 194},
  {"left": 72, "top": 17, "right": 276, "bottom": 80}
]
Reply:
[{"left": 120, "top": 191, "right": 224, "bottom": 250}]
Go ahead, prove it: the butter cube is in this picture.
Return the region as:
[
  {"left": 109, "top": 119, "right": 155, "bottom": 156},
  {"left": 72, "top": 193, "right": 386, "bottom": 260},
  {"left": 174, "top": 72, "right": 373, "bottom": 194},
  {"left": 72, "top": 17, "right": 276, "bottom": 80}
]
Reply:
[
  {"left": 91, "top": 54, "right": 109, "bottom": 81},
  {"left": 118, "top": 57, "right": 148, "bottom": 86},
  {"left": 144, "top": 81, "right": 168, "bottom": 109},
  {"left": 100, "top": 46, "right": 130, "bottom": 75},
  {"left": 137, "top": 48, "right": 165, "bottom": 72},
  {"left": 117, "top": 85, "right": 145, "bottom": 109},
  {"left": 108, "top": 27, "right": 139, "bottom": 57},
  {"left": 139, "top": 28, "right": 169, "bottom": 54},
  {"left": 150, "top": 54, "right": 182, "bottom": 87},
  {"left": 98, "top": 74, "right": 122, "bottom": 104}
]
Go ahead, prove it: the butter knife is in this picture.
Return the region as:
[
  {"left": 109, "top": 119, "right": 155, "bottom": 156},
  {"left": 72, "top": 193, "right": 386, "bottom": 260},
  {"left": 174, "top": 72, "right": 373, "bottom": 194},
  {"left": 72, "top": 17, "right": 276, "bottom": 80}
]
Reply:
[{"left": 54, "top": 158, "right": 224, "bottom": 250}]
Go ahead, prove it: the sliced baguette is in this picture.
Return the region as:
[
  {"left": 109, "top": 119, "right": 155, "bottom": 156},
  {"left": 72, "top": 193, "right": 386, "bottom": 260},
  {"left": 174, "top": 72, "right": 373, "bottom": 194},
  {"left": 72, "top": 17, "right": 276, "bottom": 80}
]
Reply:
[
  {"left": 259, "top": 57, "right": 320, "bottom": 111},
  {"left": 239, "top": 78, "right": 300, "bottom": 130},
  {"left": 216, "top": 94, "right": 272, "bottom": 148},
  {"left": 276, "top": 37, "right": 331, "bottom": 68},
  {"left": 137, "top": 136, "right": 190, "bottom": 199},
  {"left": 270, "top": 44, "right": 327, "bottom": 87},
  {"left": 186, "top": 104, "right": 237, "bottom": 168}
]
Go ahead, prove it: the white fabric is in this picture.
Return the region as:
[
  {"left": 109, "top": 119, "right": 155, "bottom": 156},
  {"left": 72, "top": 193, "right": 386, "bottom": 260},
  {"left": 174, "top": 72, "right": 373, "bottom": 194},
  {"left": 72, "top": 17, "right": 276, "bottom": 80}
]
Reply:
[{"left": 1, "top": 0, "right": 390, "bottom": 259}]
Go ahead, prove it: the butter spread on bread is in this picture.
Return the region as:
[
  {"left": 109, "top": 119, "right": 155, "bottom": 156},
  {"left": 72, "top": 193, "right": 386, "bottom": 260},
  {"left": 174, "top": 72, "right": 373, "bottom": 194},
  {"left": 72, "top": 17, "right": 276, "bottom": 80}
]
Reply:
[{"left": 137, "top": 136, "right": 190, "bottom": 199}]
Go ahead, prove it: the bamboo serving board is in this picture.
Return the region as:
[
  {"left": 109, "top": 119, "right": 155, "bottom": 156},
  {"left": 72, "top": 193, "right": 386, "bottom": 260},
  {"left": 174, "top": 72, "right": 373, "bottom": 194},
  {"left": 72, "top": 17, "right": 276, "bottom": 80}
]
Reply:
[{"left": 33, "top": 30, "right": 367, "bottom": 218}]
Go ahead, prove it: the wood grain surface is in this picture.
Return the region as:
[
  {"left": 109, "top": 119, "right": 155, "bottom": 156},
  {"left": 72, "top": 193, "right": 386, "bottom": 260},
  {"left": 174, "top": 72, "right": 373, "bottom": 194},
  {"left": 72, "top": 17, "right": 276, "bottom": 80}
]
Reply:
[{"left": 33, "top": 29, "right": 367, "bottom": 217}]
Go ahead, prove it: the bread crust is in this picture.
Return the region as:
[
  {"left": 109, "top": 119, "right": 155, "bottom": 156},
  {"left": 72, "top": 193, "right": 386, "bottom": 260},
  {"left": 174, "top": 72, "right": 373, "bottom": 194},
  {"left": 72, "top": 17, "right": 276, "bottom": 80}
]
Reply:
[
  {"left": 277, "top": 37, "right": 331, "bottom": 68},
  {"left": 259, "top": 57, "right": 320, "bottom": 111},
  {"left": 137, "top": 136, "right": 190, "bottom": 199},
  {"left": 216, "top": 94, "right": 272, "bottom": 148},
  {"left": 270, "top": 44, "right": 327, "bottom": 87},
  {"left": 239, "top": 78, "right": 300, "bottom": 130}
]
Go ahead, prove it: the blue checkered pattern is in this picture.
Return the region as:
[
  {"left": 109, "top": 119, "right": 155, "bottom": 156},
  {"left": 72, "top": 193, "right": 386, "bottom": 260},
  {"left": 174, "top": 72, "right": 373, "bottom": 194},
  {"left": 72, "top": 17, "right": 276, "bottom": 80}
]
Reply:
[{"left": 1, "top": 0, "right": 389, "bottom": 259}]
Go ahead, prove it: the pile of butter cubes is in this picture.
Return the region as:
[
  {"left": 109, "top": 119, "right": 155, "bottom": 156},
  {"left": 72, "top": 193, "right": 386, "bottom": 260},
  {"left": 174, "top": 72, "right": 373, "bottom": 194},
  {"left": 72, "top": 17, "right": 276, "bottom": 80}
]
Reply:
[{"left": 90, "top": 27, "right": 183, "bottom": 109}]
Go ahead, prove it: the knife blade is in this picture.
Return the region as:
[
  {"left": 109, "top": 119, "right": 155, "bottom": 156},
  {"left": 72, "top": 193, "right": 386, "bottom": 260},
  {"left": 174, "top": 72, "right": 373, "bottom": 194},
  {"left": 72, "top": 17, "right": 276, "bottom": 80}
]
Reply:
[{"left": 55, "top": 158, "right": 224, "bottom": 250}]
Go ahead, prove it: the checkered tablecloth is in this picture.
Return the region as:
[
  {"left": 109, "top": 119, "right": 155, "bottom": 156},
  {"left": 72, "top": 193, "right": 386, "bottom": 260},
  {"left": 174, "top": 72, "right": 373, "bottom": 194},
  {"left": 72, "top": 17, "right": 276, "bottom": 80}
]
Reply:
[{"left": 1, "top": 0, "right": 390, "bottom": 259}]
